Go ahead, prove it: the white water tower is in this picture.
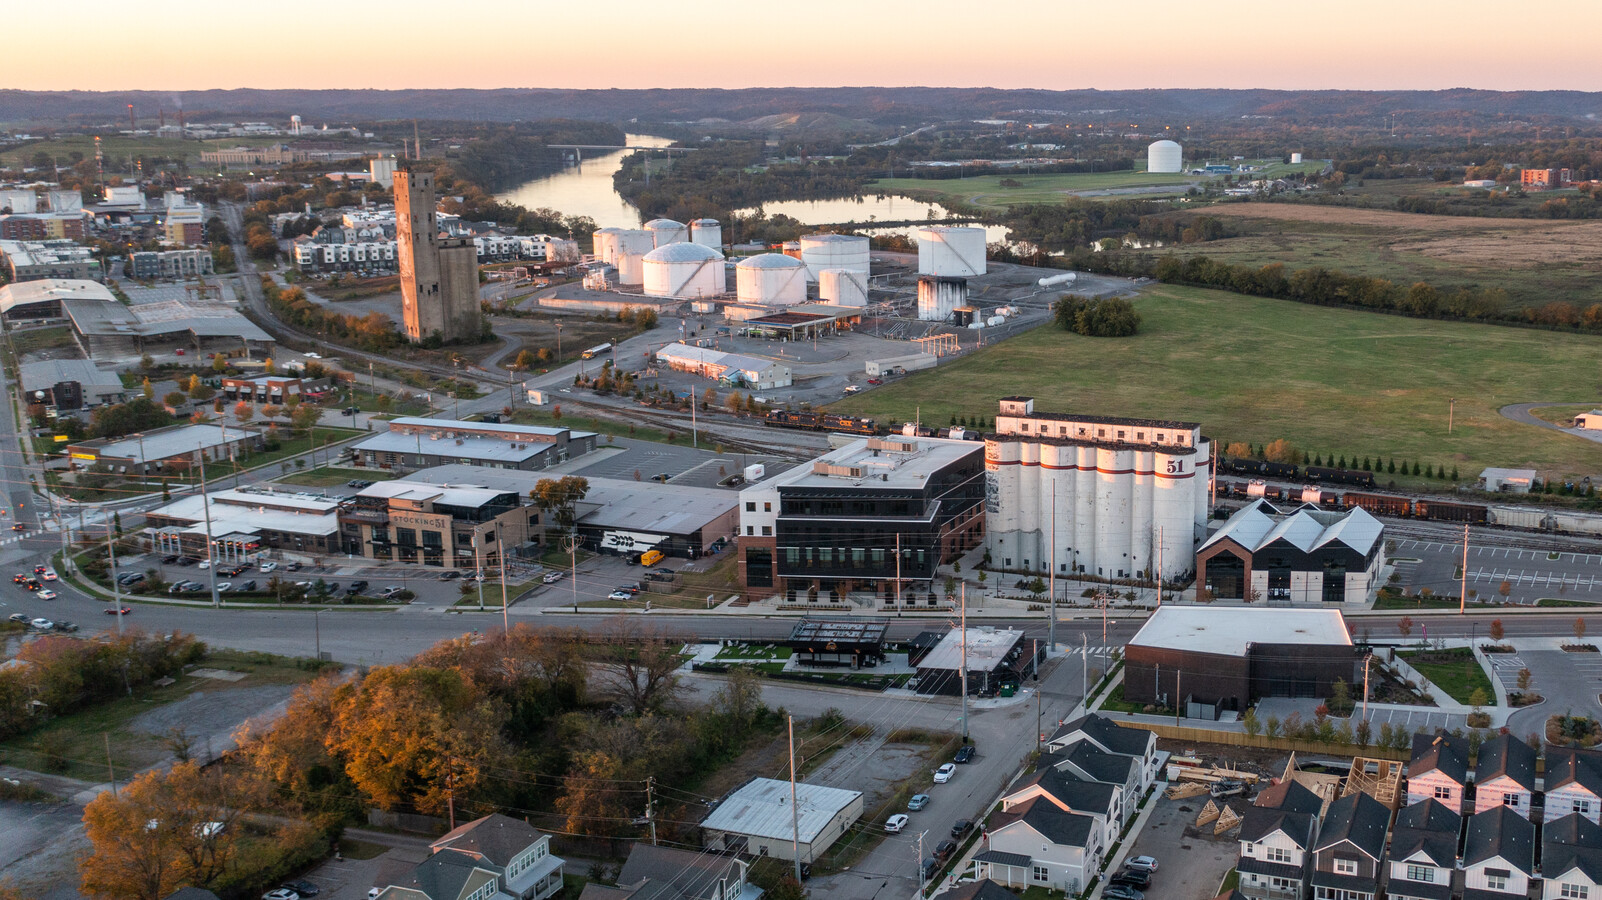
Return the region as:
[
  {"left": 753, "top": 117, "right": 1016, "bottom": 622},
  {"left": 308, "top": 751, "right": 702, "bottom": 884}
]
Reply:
[{"left": 1147, "top": 140, "right": 1183, "bottom": 173}]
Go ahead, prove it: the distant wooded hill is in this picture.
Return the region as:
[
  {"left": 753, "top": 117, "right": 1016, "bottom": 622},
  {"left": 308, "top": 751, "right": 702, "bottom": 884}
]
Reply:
[{"left": 4, "top": 87, "right": 1601, "bottom": 129}]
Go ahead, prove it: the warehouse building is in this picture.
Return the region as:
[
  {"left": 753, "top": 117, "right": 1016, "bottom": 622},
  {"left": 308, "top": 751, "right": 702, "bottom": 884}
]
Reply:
[
  {"left": 351, "top": 417, "right": 597, "bottom": 472},
  {"left": 701, "top": 777, "right": 863, "bottom": 864},
  {"left": 1481, "top": 467, "right": 1537, "bottom": 494},
  {"left": 984, "top": 397, "right": 1210, "bottom": 583},
  {"left": 782, "top": 618, "right": 888, "bottom": 668},
  {"left": 0, "top": 278, "right": 115, "bottom": 323},
  {"left": 339, "top": 479, "right": 537, "bottom": 568},
  {"left": 653, "top": 342, "right": 793, "bottom": 390},
  {"left": 18, "top": 358, "right": 128, "bottom": 411},
  {"left": 145, "top": 488, "right": 342, "bottom": 559},
  {"left": 0, "top": 239, "right": 100, "bottom": 281},
  {"left": 67, "top": 423, "right": 265, "bottom": 475},
  {"left": 62, "top": 295, "right": 275, "bottom": 359},
  {"left": 914, "top": 626, "right": 1040, "bottom": 696},
  {"left": 1123, "top": 606, "right": 1358, "bottom": 717},
  {"left": 738, "top": 436, "right": 986, "bottom": 605},
  {"left": 1197, "top": 499, "right": 1384, "bottom": 604}
]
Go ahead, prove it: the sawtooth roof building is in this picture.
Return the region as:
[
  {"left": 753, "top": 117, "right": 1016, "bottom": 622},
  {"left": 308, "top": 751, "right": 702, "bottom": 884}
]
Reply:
[{"left": 1197, "top": 499, "right": 1384, "bottom": 604}]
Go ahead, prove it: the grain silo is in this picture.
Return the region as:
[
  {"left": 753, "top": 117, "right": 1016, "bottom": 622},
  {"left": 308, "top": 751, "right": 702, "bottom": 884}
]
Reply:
[
  {"left": 917, "top": 276, "right": 967, "bottom": 321},
  {"left": 799, "top": 233, "right": 870, "bottom": 281},
  {"left": 614, "top": 229, "right": 655, "bottom": 284},
  {"left": 915, "top": 225, "right": 987, "bottom": 277},
  {"left": 592, "top": 227, "right": 623, "bottom": 264},
  {"left": 643, "top": 242, "right": 726, "bottom": 299},
  {"left": 1147, "top": 140, "right": 1183, "bottom": 174},
  {"left": 735, "top": 254, "right": 807, "bottom": 306},
  {"left": 689, "top": 218, "right": 722, "bottom": 249},
  {"left": 644, "top": 218, "right": 688, "bottom": 248},
  {"left": 818, "top": 268, "right": 867, "bottom": 307}
]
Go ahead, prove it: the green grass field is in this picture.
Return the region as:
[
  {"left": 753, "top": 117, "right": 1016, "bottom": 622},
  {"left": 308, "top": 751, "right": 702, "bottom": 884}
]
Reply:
[
  {"left": 833, "top": 284, "right": 1602, "bottom": 482},
  {"left": 1398, "top": 648, "right": 1496, "bottom": 706}
]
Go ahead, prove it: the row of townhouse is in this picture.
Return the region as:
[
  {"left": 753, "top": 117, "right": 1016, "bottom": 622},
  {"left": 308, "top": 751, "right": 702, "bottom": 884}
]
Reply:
[
  {"left": 293, "top": 238, "right": 398, "bottom": 272},
  {"left": 1409, "top": 733, "right": 1602, "bottom": 824},
  {"left": 1238, "top": 736, "right": 1602, "bottom": 900},
  {"left": 974, "top": 714, "right": 1160, "bottom": 894}
]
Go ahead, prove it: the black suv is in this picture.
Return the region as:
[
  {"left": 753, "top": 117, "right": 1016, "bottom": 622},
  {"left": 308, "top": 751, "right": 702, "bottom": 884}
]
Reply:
[
  {"left": 934, "top": 839, "right": 957, "bottom": 861},
  {"left": 1111, "top": 869, "right": 1153, "bottom": 889},
  {"left": 950, "top": 819, "right": 973, "bottom": 839}
]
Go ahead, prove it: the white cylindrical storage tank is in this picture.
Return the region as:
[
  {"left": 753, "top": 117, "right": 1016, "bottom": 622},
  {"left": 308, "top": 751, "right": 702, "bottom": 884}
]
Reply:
[
  {"left": 1131, "top": 449, "right": 1155, "bottom": 578},
  {"left": 689, "top": 218, "right": 722, "bottom": 249},
  {"left": 1073, "top": 445, "right": 1096, "bottom": 577},
  {"left": 644, "top": 218, "right": 688, "bottom": 248},
  {"left": 799, "top": 233, "right": 870, "bottom": 281},
  {"left": 915, "top": 225, "right": 987, "bottom": 277},
  {"left": 735, "top": 254, "right": 807, "bottom": 306},
  {"left": 1290, "top": 152, "right": 1303, "bottom": 164},
  {"left": 1147, "top": 139, "right": 1183, "bottom": 174},
  {"left": 1037, "top": 272, "right": 1077, "bottom": 287},
  {"left": 643, "top": 242, "right": 726, "bottom": 299},
  {"left": 917, "top": 276, "right": 966, "bottom": 322},
  {"left": 1153, "top": 449, "right": 1194, "bottom": 580},
  {"left": 1096, "top": 447, "right": 1135, "bottom": 578},
  {"left": 819, "top": 268, "right": 867, "bottom": 307},
  {"left": 593, "top": 227, "right": 622, "bottom": 264}
]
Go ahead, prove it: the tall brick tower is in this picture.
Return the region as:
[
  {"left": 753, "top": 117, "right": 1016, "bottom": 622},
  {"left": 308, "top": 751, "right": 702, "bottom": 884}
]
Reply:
[{"left": 395, "top": 161, "right": 480, "bottom": 343}]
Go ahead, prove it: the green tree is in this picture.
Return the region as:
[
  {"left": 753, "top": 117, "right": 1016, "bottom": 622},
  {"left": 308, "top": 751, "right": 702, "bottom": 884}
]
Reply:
[
  {"left": 162, "top": 391, "right": 187, "bottom": 408},
  {"left": 1243, "top": 708, "right": 1261, "bottom": 736},
  {"left": 1355, "top": 718, "right": 1372, "bottom": 747},
  {"left": 141, "top": 378, "right": 154, "bottom": 400},
  {"left": 531, "top": 475, "right": 590, "bottom": 528}
]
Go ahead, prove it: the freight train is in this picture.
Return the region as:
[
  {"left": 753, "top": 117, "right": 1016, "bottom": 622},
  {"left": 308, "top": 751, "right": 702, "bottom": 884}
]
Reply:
[{"left": 763, "top": 410, "right": 879, "bottom": 436}]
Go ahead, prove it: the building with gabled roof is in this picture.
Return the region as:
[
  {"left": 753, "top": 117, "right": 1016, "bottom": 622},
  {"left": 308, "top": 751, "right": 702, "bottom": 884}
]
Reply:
[
  {"left": 376, "top": 813, "right": 563, "bottom": 900},
  {"left": 1461, "top": 805, "right": 1533, "bottom": 900},
  {"left": 1198, "top": 499, "right": 1384, "bottom": 604},
  {"left": 1545, "top": 747, "right": 1602, "bottom": 824},
  {"left": 981, "top": 796, "right": 1105, "bottom": 895},
  {"left": 1238, "top": 780, "right": 1323, "bottom": 900},
  {"left": 1542, "top": 813, "right": 1602, "bottom": 900},
  {"left": 1310, "top": 792, "right": 1391, "bottom": 900},
  {"left": 1046, "top": 713, "right": 1160, "bottom": 792},
  {"left": 1387, "top": 799, "right": 1459, "bottom": 900},
  {"left": 1474, "top": 734, "right": 1537, "bottom": 819},
  {"left": 699, "top": 777, "right": 862, "bottom": 864},
  {"left": 577, "top": 844, "right": 757, "bottom": 900},
  {"left": 1408, "top": 733, "right": 1471, "bottom": 809}
]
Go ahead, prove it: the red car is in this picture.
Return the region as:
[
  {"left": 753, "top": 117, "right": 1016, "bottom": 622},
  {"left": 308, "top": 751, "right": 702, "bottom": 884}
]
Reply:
[{"left": 105, "top": 606, "right": 131, "bottom": 616}]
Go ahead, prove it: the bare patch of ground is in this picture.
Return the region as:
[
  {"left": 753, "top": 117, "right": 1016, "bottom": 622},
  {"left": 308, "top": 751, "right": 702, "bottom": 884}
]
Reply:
[{"left": 128, "top": 684, "right": 296, "bottom": 738}]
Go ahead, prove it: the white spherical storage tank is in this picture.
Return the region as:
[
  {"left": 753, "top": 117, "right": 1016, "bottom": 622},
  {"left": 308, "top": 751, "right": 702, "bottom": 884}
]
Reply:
[
  {"left": 644, "top": 218, "right": 688, "bottom": 248},
  {"left": 818, "top": 268, "right": 868, "bottom": 307},
  {"left": 592, "top": 227, "right": 622, "bottom": 265},
  {"left": 915, "top": 225, "right": 987, "bottom": 277},
  {"left": 799, "top": 233, "right": 869, "bottom": 282},
  {"left": 735, "top": 254, "right": 807, "bottom": 306},
  {"left": 1147, "top": 140, "right": 1183, "bottom": 174},
  {"left": 643, "top": 242, "right": 726, "bottom": 299},
  {"left": 689, "top": 218, "right": 722, "bottom": 249}
]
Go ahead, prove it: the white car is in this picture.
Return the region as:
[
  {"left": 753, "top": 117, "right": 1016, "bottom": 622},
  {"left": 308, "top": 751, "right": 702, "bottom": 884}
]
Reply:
[
  {"left": 36, "top": 590, "right": 57, "bottom": 601},
  {"left": 30, "top": 618, "right": 53, "bottom": 631},
  {"left": 843, "top": 384, "right": 862, "bottom": 393},
  {"left": 885, "top": 813, "right": 910, "bottom": 833},
  {"left": 933, "top": 763, "right": 956, "bottom": 784},
  {"left": 215, "top": 582, "right": 233, "bottom": 593},
  {"left": 303, "top": 352, "right": 321, "bottom": 359},
  {"left": 262, "top": 890, "right": 299, "bottom": 900},
  {"left": 607, "top": 590, "right": 634, "bottom": 601},
  {"left": 259, "top": 561, "right": 277, "bottom": 572},
  {"left": 40, "top": 568, "right": 57, "bottom": 581},
  {"left": 197, "top": 560, "right": 211, "bottom": 570}
]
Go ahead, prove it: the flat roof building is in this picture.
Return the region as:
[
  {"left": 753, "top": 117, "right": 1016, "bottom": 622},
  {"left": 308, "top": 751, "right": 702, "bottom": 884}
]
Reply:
[
  {"left": 914, "top": 626, "right": 1040, "bottom": 696},
  {"left": 62, "top": 295, "right": 274, "bottom": 359},
  {"left": 0, "top": 278, "right": 113, "bottom": 323},
  {"left": 340, "top": 476, "right": 537, "bottom": 568},
  {"left": 653, "top": 342, "right": 793, "bottom": 390},
  {"left": 1197, "top": 499, "right": 1384, "bottom": 604},
  {"left": 738, "top": 436, "right": 985, "bottom": 606},
  {"left": 144, "top": 487, "right": 342, "bottom": 560},
  {"left": 1124, "top": 607, "right": 1357, "bottom": 717},
  {"left": 18, "top": 358, "right": 128, "bottom": 410},
  {"left": 66, "top": 423, "right": 265, "bottom": 475},
  {"left": 701, "top": 777, "right": 863, "bottom": 864},
  {"left": 1481, "top": 467, "right": 1538, "bottom": 494},
  {"left": 352, "top": 417, "right": 597, "bottom": 473},
  {"left": 985, "top": 396, "right": 1210, "bottom": 583},
  {"left": 782, "top": 617, "right": 889, "bottom": 668},
  {"left": 0, "top": 239, "right": 100, "bottom": 282}
]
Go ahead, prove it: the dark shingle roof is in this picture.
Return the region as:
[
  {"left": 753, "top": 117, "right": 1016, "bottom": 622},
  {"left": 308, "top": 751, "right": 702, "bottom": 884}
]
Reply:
[
  {"left": 1463, "top": 805, "right": 1534, "bottom": 874},
  {"left": 1316, "top": 792, "right": 1391, "bottom": 860},
  {"left": 1395, "top": 799, "right": 1460, "bottom": 834},
  {"left": 1388, "top": 881, "right": 1453, "bottom": 900},
  {"left": 1409, "top": 732, "right": 1470, "bottom": 783},
  {"left": 974, "top": 850, "right": 1033, "bottom": 868},
  {"left": 1544, "top": 813, "right": 1602, "bottom": 885},
  {"left": 1051, "top": 741, "right": 1138, "bottom": 785},
  {"left": 1050, "top": 713, "right": 1151, "bottom": 757},
  {"left": 1546, "top": 747, "right": 1602, "bottom": 798},
  {"left": 942, "top": 880, "right": 1028, "bottom": 900},
  {"left": 612, "top": 845, "right": 745, "bottom": 900},
  {"left": 1005, "top": 767, "right": 1118, "bottom": 816},
  {"left": 1547, "top": 812, "right": 1602, "bottom": 848},
  {"left": 1242, "top": 779, "right": 1323, "bottom": 848},
  {"left": 163, "top": 891, "right": 223, "bottom": 900},
  {"left": 1001, "top": 797, "right": 1095, "bottom": 847},
  {"left": 1237, "top": 857, "right": 1305, "bottom": 879},
  {"left": 432, "top": 812, "right": 545, "bottom": 868},
  {"left": 1475, "top": 734, "right": 1537, "bottom": 792},
  {"left": 1256, "top": 779, "right": 1324, "bottom": 816},
  {"left": 1390, "top": 800, "right": 1460, "bottom": 869}
]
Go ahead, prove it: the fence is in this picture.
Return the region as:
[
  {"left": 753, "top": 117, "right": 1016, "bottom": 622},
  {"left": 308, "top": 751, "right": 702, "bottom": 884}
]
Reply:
[{"left": 1112, "top": 720, "right": 1411, "bottom": 760}]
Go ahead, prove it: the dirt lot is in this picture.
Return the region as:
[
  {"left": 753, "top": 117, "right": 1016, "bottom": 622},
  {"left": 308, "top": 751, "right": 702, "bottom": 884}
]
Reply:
[{"left": 128, "top": 684, "right": 297, "bottom": 739}]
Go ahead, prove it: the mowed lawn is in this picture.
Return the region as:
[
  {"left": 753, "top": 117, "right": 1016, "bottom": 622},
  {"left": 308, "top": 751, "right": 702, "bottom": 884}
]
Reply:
[
  {"left": 870, "top": 170, "right": 1201, "bottom": 210},
  {"left": 833, "top": 285, "right": 1602, "bottom": 482}
]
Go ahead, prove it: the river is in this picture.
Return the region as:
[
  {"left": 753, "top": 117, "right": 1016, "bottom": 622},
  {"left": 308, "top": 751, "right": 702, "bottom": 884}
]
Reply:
[{"left": 494, "top": 136, "right": 1010, "bottom": 241}]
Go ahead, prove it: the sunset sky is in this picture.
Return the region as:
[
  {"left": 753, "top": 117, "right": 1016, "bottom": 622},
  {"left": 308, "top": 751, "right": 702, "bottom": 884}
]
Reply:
[{"left": 15, "top": 0, "right": 1600, "bottom": 92}]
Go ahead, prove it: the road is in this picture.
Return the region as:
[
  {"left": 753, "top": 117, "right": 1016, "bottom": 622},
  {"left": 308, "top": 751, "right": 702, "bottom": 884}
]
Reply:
[{"left": 1500, "top": 402, "right": 1602, "bottom": 446}]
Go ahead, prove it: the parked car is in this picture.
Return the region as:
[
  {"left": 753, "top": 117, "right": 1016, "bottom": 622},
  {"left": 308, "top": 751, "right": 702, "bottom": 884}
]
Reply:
[
  {"left": 30, "top": 618, "right": 53, "bottom": 630},
  {"left": 440, "top": 570, "right": 462, "bottom": 581},
  {"left": 843, "top": 385, "right": 862, "bottom": 394},
  {"left": 7, "top": 613, "right": 28, "bottom": 623},
  {"left": 933, "top": 839, "right": 957, "bottom": 861},
  {"left": 161, "top": 555, "right": 180, "bottom": 564},
  {"left": 54, "top": 621, "right": 78, "bottom": 632},
  {"left": 183, "top": 582, "right": 206, "bottom": 593},
  {"left": 1111, "top": 870, "right": 1152, "bottom": 889},
  {"left": 1102, "top": 887, "right": 1144, "bottom": 900},
  {"left": 348, "top": 580, "right": 369, "bottom": 593},
  {"left": 607, "top": 590, "right": 634, "bottom": 601},
  {"left": 259, "top": 561, "right": 277, "bottom": 572},
  {"left": 618, "top": 583, "right": 642, "bottom": 594},
  {"left": 542, "top": 571, "right": 565, "bottom": 584},
  {"left": 1125, "top": 856, "right": 1159, "bottom": 873},
  {"left": 118, "top": 573, "right": 146, "bottom": 586},
  {"left": 933, "top": 763, "right": 956, "bottom": 783},
  {"left": 284, "top": 562, "right": 302, "bottom": 572},
  {"left": 216, "top": 583, "right": 233, "bottom": 593},
  {"left": 41, "top": 568, "right": 57, "bottom": 581},
  {"left": 239, "top": 580, "right": 258, "bottom": 592},
  {"left": 281, "top": 881, "right": 320, "bottom": 897},
  {"left": 197, "top": 560, "right": 211, "bottom": 570},
  {"left": 950, "top": 819, "right": 972, "bottom": 839},
  {"left": 378, "top": 586, "right": 404, "bottom": 599},
  {"left": 920, "top": 857, "right": 939, "bottom": 882},
  {"left": 884, "top": 814, "right": 909, "bottom": 833},
  {"left": 261, "top": 890, "right": 299, "bottom": 900},
  {"left": 176, "top": 557, "right": 197, "bottom": 567},
  {"left": 36, "top": 590, "right": 57, "bottom": 601},
  {"left": 953, "top": 745, "right": 975, "bottom": 764},
  {"left": 907, "top": 794, "right": 930, "bottom": 811}
]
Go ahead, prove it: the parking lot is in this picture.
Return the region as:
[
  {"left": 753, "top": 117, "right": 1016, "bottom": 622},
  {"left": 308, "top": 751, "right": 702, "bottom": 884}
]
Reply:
[
  {"left": 1397, "top": 539, "right": 1602, "bottom": 605},
  {"left": 1119, "top": 791, "right": 1241, "bottom": 900}
]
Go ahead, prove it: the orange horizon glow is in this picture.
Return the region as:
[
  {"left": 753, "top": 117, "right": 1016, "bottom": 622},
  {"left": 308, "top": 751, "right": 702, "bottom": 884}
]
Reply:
[{"left": 10, "top": 1, "right": 1602, "bottom": 94}]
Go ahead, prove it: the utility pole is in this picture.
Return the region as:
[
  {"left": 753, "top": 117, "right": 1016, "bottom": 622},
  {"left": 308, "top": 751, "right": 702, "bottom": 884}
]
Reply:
[
  {"left": 198, "top": 457, "right": 219, "bottom": 609},
  {"left": 916, "top": 832, "right": 927, "bottom": 895},
  {"left": 645, "top": 776, "right": 658, "bottom": 845},
  {"left": 1175, "top": 669, "right": 1183, "bottom": 723},
  {"left": 788, "top": 715, "right": 802, "bottom": 884},
  {"left": 691, "top": 390, "right": 698, "bottom": 448},
  {"left": 106, "top": 524, "right": 123, "bottom": 637},
  {"left": 1157, "top": 526, "right": 1164, "bottom": 606},
  {"left": 499, "top": 553, "right": 511, "bottom": 636},
  {"left": 1362, "top": 653, "right": 1372, "bottom": 723},
  {"left": 1460, "top": 523, "right": 1469, "bottom": 614},
  {"left": 566, "top": 533, "right": 579, "bottom": 613},
  {"left": 1449, "top": 398, "right": 1455, "bottom": 434},
  {"left": 104, "top": 732, "right": 117, "bottom": 798},
  {"left": 474, "top": 534, "right": 484, "bottom": 611},
  {"left": 960, "top": 583, "right": 969, "bottom": 741},
  {"left": 1048, "top": 481, "right": 1056, "bottom": 651},
  {"left": 1082, "top": 632, "right": 1088, "bottom": 707},
  {"left": 894, "top": 533, "right": 902, "bottom": 606}
]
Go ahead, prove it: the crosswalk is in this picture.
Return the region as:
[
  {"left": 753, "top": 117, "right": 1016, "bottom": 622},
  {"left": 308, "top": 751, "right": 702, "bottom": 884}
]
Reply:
[{"left": 1064, "top": 645, "right": 1120, "bottom": 656}]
